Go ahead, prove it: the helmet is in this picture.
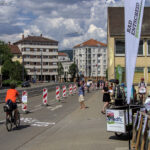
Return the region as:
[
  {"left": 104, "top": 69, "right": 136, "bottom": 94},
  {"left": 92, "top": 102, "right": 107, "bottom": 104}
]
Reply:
[
  {"left": 121, "top": 83, "right": 125, "bottom": 87},
  {"left": 141, "top": 77, "right": 144, "bottom": 81}
]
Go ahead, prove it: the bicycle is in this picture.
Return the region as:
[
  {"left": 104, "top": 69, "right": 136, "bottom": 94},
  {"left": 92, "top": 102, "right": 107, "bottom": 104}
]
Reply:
[{"left": 3, "top": 102, "right": 20, "bottom": 131}]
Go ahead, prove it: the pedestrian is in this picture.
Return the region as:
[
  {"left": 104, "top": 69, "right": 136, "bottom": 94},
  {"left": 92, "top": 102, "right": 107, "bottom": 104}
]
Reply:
[
  {"left": 101, "top": 81, "right": 111, "bottom": 114},
  {"left": 78, "top": 81, "right": 86, "bottom": 109}
]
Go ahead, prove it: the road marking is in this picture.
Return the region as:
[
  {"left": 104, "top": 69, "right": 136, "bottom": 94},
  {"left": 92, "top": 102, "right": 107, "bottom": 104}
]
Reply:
[
  {"left": 31, "top": 106, "right": 42, "bottom": 112},
  {"left": 0, "top": 120, "right": 5, "bottom": 123},
  {"left": 35, "top": 104, "right": 41, "bottom": 108},
  {"left": 20, "top": 117, "right": 55, "bottom": 127},
  {"left": 47, "top": 104, "right": 63, "bottom": 111}
]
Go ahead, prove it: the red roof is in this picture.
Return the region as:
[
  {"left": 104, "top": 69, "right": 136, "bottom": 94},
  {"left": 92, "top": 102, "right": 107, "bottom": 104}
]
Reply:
[
  {"left": 74, "top": 39, "right": 107, "bottom": 48},
  {"left": 14, "top": 35, "right": 58, "bottom": 45},
  {"left": 8, "top": 45, "right": 21, "bottom": 54},
  {"left": 58, "top": 52, "right": 68, "bottom": 56}
]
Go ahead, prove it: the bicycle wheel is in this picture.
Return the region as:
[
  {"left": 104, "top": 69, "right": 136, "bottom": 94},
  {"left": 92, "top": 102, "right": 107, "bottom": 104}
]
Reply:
[
  {"left": 15, "top": 112, "right": 20, "bottom": 128},
  {"left": 6, "top": 114, "right": 12, "bottom": 132}
]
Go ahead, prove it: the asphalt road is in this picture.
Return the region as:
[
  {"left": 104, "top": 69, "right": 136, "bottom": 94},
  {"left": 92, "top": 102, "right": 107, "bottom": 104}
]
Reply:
[{"left": 0, "top": 87, "right": 96, "bottom": 150}]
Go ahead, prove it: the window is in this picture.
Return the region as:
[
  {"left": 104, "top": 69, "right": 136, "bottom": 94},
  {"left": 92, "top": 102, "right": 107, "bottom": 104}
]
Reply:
[
  {"left": 135, "top": 67, "right": 144, "bottom": 73},
  {"left": 115, "top": 40, "right": 125, "bottom": 55},
  {"left": 98, "top": 60, "right": 100, "bottom": 63},
  {"left": 93, "top": 54, "right": 95, "bottom": 57},
  {"left": 138, "top": 40, "right": 143, "bottom": 55},
  {"left": 148, "top": 67, "right": 150, "bottom": 73},
  {"left": 98, "top": 71, "right": 100, "bottom": 74},
  {"left": 93, "top": 60, "right": 95, "bottom": 63},
  {"left": 148, "top": 40, "right": 150, "bottom": 55},
  {"left": 26, "top": 48, "right": 30, "bottom": 51},
  {"left": 34, "top": 48, "right": 37, "bottom": 51}
]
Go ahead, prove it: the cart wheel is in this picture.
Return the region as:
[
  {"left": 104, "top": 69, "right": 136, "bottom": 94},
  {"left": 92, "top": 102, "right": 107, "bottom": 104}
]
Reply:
[{"left": 115, "top": 132, "right": 123, "bottom": 137}]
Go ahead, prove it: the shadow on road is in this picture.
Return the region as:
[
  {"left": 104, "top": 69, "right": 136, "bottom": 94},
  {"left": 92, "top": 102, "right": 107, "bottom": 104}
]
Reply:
[
  {"left": 109, "top": 134, "right": 130, "bottom": 141},
  {"left": 13, "top": 125, "right": 30, "bottom": 131}
]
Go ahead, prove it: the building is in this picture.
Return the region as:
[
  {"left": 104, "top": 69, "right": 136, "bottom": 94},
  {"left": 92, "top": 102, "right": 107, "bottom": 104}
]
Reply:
[
  {"left": 58, "top": 52, "right": 70, "bottom": 62},
  {"left": 73, "top": 39, "right": 107, "bottom": 78},
  {"left": 8, "top": 43, "right": 22, "bottom": 63},
  {"left": 14, "top": 34, "right": 58, "bottom": 81},
  {"left": 58, "top": 52, "right": 73, "bottom": 81},
  {"left": 107, "top": 7, "right": 150, "bottom": 83}
]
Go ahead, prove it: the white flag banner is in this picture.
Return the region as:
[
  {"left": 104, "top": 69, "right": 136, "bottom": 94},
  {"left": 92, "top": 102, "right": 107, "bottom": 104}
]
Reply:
[{"left": 125, "top": 0, "right": 145, "bottom": 104}]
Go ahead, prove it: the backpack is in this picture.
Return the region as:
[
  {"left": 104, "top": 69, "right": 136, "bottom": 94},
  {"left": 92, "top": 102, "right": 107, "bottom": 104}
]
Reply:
[{"left": 115, "top": 85, "right": 123, "bottom": 99}]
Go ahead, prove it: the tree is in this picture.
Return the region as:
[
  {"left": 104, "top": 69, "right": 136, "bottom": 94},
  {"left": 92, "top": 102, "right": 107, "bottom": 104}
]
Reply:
[
  {"left": 69, "top": 63, "right": 78, "bottom": 81},
  {"left": 0, "top": 41, "right": 13, "bottom": 65},
  {"left": 57, "top": 62, "right": 64, "bottom": 81},
  {"left": 2, "top": 60, "right": 27, "bottom": 81}
]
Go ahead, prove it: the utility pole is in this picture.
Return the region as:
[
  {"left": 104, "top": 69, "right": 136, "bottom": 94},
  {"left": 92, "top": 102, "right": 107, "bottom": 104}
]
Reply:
[
  {"left": 22, "top": 54, "right": 24, "bottom": 81},
  {"left": 41, "top": 49, "right": 43, "bottom": 81}
]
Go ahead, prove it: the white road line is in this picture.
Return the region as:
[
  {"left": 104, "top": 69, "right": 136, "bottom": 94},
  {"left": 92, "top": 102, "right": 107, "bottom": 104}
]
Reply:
[
  {"left": 31, "top": 106, "right": 42, "bottom": 112},
  {"left": 0, "top": 120, "right": 5, "bottom": 123},
  {"left": 35, "top": 104, "right": 41, "bottom": 108},
  {"left": 51, "top": 105, "right": 63, "bottom": 111}
]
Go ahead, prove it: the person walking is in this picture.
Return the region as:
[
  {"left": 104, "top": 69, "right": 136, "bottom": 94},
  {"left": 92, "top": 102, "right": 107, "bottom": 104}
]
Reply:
[
  {"left": 101, "top": 81, "right": 110, "bottom": 114},
  {"left": 78, "top": 81, "right": 86, "bottom": 109}
]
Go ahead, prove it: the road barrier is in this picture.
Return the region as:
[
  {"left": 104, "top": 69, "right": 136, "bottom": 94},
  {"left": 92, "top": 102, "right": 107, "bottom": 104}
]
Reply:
[
  {"left": 43, "top": 88, "right": 48, "bottom": 105},
  {"left": 22, "top": 91, "right": 28, "bottom": 112},
  {"left": 69, "top": 84, "right": 73, "bottom": 95},
  {"left": 62, "top": 85, "right": 67, "bottom": 98},
  {"left": 73, "top": 84, "right": 77, "bottom": 94},
  {"left": 56, "top": 86, "right": 60, "bottom": 101},
  {"left": 131, "top": 111, "right": 150, "bottom": 150}
]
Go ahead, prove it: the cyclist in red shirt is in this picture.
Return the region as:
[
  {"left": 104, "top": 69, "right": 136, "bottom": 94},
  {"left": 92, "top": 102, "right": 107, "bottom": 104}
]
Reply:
[{"left": 5, "top": 83, "right": 22, "bottom": 119}]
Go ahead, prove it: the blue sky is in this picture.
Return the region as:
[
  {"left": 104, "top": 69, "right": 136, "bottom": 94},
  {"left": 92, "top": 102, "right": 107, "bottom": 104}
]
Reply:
[{"left": 0, "top": 0, "right": 150, "bottom": 50}]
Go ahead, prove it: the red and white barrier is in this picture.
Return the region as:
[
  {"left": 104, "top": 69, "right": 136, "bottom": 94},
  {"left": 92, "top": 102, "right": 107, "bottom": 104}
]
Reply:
[
  {"left": 43, "top": 88, "right": 48, "bottom": 105},
  {"left": 73, "top": 84, "right": 77, "bottom": 94},
  {"left": 69, "top": 84, "right": 73, "bottom": 95},
  {"left": 62, "top": 85, "right": 67, "bottom": 98},
  {"left": 56, "top": 86, "right": 60, "bottom": 100},
  {"left": 22, "top": 91, "right": 28, "bottom": 112}
]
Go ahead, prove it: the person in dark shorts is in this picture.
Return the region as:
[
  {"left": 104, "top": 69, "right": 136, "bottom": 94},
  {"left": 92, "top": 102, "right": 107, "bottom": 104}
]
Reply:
[{"left": 101, "top": 81, "right": 110, "bottom": 114}]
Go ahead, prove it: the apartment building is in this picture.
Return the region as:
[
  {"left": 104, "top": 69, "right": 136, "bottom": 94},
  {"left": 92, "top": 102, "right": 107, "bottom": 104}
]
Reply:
[
  {"left": 73, "top": 39, "right": 107, "bottom": 78},
  {"left": 107, "top": 7, "right": 150, "bottom": 83},
  {"left": 58, "top": 52, "right": 73, "bottom": 81},
  {"left": 14, "top": 34, "right": 58, "bottom": 81}
]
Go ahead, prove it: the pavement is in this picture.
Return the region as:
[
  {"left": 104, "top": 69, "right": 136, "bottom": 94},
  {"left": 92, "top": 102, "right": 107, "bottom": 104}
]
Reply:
[{"left": 17, "top": 90, "right": 129, "bottom": 150}]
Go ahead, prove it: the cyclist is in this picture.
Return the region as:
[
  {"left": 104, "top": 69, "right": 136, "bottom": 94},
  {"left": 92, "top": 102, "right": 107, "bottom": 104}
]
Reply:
[
  {"left": 138, "top": 77, "right": 147, "bottom": 104},
  {"left": 5, "top": 83, "right": 22, "bottom": 121}
]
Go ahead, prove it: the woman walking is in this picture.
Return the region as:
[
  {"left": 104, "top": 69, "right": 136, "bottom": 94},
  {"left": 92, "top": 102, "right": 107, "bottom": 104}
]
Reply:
[
  {"left": 78, "top": 81, "right": 86, "bottom": 109},
  {"left": 101, "top": 81, "right": 111, "bottom": 114}
]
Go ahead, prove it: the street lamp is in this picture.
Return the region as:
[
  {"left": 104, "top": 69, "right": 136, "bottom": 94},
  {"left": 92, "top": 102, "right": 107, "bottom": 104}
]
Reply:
[{"left": 40, "top": 49, "right": 43, "bottom": 81}]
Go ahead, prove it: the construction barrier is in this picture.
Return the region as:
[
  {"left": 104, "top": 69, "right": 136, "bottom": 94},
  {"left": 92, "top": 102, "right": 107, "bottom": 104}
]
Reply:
[
  {"left": 131, "top": 111, "right": 150, "bottom": 150},
  {"left": 22, "top": 91, "right": 28, "bottom": 112},
  {"left": 62, "top": 85, "right": 67, "bottom": 98},
  {"left": 69, "top": 84, "right": 73, "bottom": 95},
  {"left": 43, "top": 88, "right": 48, "bottom": 105},
  {"left": 73, "top": 84, "right": 77, "bottom": 94},
  {"left": 56, "top": 86, "right": 60, "bottom": 101}
]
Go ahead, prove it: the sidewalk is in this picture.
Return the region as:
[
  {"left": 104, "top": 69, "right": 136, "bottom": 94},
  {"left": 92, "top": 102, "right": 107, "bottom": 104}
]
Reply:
[{"left": 18, "top": 90, "right": 128, "bottom": 150}]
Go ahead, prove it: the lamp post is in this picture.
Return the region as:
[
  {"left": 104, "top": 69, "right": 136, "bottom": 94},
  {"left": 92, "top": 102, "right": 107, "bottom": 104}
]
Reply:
[{"left": 40, "top": 49, "right": 43, "bottom": 81}]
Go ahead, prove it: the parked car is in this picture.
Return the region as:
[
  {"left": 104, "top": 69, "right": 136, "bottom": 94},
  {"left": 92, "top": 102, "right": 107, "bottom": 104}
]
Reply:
[{"left": 21, "top": 81, "right": 31, "bottom": 88}]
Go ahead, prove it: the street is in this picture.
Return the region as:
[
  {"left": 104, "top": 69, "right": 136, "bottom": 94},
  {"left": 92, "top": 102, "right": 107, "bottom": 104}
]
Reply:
[{"left": 0, "top": 86, "right": 128, "bottom": 150}]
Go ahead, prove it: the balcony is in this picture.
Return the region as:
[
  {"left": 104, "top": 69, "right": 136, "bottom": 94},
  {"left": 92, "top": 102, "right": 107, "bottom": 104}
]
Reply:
[
  {"left": 24, "top": 58, "right": 58, "bottom": 62},
  {"left": 22, "top": 51, "right": 58, "bottom": 56}
]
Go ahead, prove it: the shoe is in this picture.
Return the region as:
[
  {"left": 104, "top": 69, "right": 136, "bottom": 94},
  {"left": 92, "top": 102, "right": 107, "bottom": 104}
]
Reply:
[{"left": 101, "top": 111, "right": 105, "bottom": 114}]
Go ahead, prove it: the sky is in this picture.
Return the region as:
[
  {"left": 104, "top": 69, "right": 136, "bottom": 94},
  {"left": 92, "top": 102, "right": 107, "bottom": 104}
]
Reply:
[{"left": 0, "top": 0, "right": 150, "bottom": 50}]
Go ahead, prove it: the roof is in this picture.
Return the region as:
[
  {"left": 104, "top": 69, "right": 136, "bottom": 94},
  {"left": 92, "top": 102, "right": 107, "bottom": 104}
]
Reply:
[
  {"left": 108, "top": 7, "right": 150, "bottom": 36},
  {"left": 14, "top": 35, "right": 58, "bottom": 45},
  {"left": 58, "top": 52, "right": 68, "bottom": 56},
  {"left": 73, "top": 39, "right": 107, "bottom": 48},
  {"left": 8, "top": 45, "right": 21, "bottom": 54}
]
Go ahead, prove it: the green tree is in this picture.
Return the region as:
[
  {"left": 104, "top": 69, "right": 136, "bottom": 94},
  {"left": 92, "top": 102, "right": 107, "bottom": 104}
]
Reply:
[
  {"left": 58, "top": 62, "right": 64, "bottom": 81},
  {"left": 0, "top": 41, "right": 13, "bottom": 65},
  {"left": 69, "top": 63, "right": 77, "bottom": 81}
]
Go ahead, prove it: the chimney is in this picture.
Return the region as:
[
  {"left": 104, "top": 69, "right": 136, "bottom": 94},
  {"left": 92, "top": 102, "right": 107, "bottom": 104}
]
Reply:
[
  {"left": 40, "top": 34, "right": 42, "bottom": 37},
  {"left": 22, "top": 34, "right": 24, "bottom": 40}
]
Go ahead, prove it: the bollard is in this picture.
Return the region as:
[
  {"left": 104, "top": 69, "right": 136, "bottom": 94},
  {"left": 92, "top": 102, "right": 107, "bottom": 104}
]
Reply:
[
  {"left": 62, "top": 85, "right": 67, "bottom": 98},
  {"left": 43, "top": 88, "right": 48, "bottom": 105},
  {"left": 22, "top": 91, "right": 28, "bottom": 113},
  {"left": 69, "top": 84, "right": 73, "bottom": 95},
  {"left": 73, "top": 84, "right": 77, "bottom": 94},
  {"left": 56, "top": 86, "right": 60, "bottom": 101}
]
